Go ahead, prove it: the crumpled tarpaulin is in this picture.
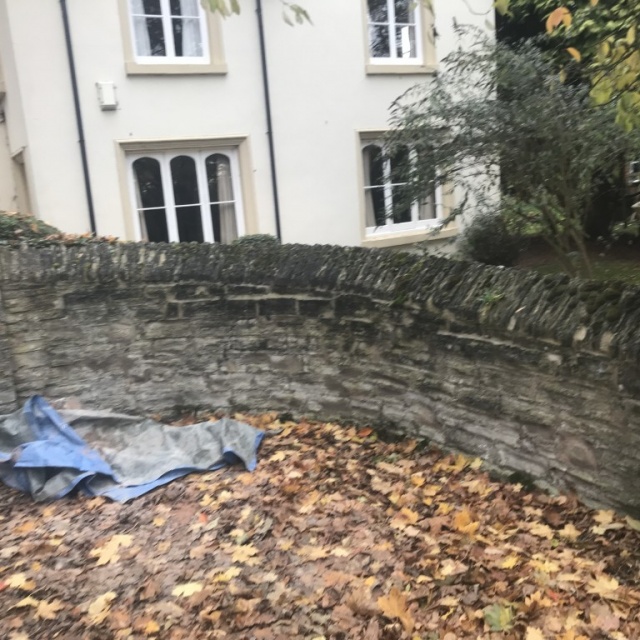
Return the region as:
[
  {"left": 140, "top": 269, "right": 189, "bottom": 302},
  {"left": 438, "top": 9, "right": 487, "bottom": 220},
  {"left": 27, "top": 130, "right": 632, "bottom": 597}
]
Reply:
[{"left": 0, "top": 396, "right": 264, "bottom": 502}]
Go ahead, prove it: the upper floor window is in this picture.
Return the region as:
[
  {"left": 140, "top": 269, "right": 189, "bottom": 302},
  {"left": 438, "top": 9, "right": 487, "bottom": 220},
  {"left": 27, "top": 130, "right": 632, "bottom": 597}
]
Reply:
[
  {"left": 367, "top": 0, "right": 422, "bottom": 63},
  {"left": 362, "top": 142, "right": 442, "bottom": 236},
  {"left": 129, "top": 0, "right": 209, "bottom": 64},
  {"left": 128, "top": 148, "right": 244, "bottom": 243}
]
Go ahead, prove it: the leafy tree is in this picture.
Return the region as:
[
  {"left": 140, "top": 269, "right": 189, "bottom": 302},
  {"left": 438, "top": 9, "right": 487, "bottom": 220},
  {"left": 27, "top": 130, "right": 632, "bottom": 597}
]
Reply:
[
  {"left": 386, "top": 33, "right": 640, "bottom": 277},
  {"left": 496, "top": 0, "right": 640, "bottom": 130}
]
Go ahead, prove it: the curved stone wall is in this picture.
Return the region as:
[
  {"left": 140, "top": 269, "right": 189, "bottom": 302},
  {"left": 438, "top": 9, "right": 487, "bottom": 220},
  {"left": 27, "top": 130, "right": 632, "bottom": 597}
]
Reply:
[{"left": 1, "top": 243, "right": 639, "bottom": 514}]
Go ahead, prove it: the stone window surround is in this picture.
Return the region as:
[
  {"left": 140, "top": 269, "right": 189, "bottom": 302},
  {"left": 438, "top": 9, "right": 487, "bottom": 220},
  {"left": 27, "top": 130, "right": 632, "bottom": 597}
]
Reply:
[
  {"left": 117, "top": 0, "right": 227, "bottom": 75},
  {"left": 361, "top": 0, "right": 437, "bottom": 75},
  {"left": 115, "top": 136, "right": 258, "bottom": 242},
  {"left": 356, "top": 130, "right": 457, "bottom": 249}
]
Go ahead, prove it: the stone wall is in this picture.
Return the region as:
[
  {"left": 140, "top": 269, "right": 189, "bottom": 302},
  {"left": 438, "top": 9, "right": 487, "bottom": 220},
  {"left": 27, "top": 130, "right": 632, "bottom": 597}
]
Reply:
[{"left": 1, "top": 242, "right": 640, "bottom": 514}]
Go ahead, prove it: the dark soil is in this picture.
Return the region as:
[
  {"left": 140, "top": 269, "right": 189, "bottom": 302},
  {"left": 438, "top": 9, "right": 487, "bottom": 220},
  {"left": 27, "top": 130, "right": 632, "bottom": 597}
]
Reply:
[{"left": 516, "top": 237, "right": 640, "bottom": 284}]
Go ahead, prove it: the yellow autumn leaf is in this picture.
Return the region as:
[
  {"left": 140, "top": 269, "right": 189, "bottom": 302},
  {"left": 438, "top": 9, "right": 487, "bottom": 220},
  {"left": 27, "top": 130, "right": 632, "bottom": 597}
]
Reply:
[
  {"left": 501, "top": 555, "right": 520, "bottom": 569},
  {"left": 144, "top": 620, "right": 161, "bottom": 634},
  {"left": 593, "top": 510, "right": 615, "bottom": 525},
  {"left": 525, "top": 627, "right": 545, "bottom": 640},
  {"left": 36, "top": 599, "right": 64, "bottom": 620},
  {"left": 546, "top": 7, "right": 572, "bottom": 33},
  {"left": 567, "top": 47, "right": 582, "bottom": 62},
  {"left": 453, "top": 507, "right": 480, "bottom": 535},
  {"left": 5, "top": 573, "right": 36, "bottom": 591},
  {"left": 172, "top": 582, "right": 203, "bottom": 598},
  {"left": 12, "top": 596, "right": 40, "bottom": 610},
  {"left": 213, "top": 566, "right": 242, "bottom": 582},
  {"left": 529, "top": 522, "right": 555, "bottom": 539},
  {"left": 377, "top": 586, "right": 415, "bottom": 634},
  {"left": 153, "top": 517, "right": 166, "bottom": 527},
  {"left": 559, "top": 523, "right": 582, "bottom": 541},
  {"left": 625, "top": 515, "right": 640, "bottom": 531},
  {"left": 231, "top": 543, "right": 259, "bottom": 563},
  {"left": 89, "top": 534, "right": 133, "bottom": 566},
  {"left": 88, "top": 591, "right": 117, "bottom": 625},
  {"left": 297, "top": 545, "right": 329, "bottom": 560},
  {"left": 587, "top": 575, "right": 619, "bottom": 599},
  {"left": 627, "top": 25, "right": 636, "bottom": 46}
]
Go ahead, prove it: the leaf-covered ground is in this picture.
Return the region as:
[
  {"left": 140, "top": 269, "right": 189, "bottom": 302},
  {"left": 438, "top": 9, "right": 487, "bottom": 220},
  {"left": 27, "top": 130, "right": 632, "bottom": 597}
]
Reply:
[{"left": 0, "top": 414, "right": 639, "bottom": 639}]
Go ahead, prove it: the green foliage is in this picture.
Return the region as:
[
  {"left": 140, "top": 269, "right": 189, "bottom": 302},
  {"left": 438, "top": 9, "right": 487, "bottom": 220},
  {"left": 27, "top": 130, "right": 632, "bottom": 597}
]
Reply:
[
  {"left": 496, "top": 0, "right": 640, "bottom": 130},
  {"left": 461, "top": 213, "right": 521, "bottom": 267},
  {"left": 202, "top": 0, "right": 311, "bottom": 25},
  {"left": 0, "top": 211, "right": 60, "bottom": 242},
  {"left": 232, "top": 233, "right": 280, "bottom": 246},
  {"left": 387, "top": 32, "right": 640, "bottom": 277}
]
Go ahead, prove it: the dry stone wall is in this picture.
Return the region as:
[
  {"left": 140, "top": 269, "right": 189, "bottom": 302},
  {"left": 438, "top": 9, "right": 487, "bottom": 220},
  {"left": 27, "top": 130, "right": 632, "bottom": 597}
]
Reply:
[{"left": 1, "top": 243, "right": 640, "bottom": 514}]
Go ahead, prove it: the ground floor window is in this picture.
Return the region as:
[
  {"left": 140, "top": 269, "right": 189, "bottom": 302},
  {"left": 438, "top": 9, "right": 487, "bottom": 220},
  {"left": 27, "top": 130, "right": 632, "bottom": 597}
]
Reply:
[
  {"left": 362, "top": 141, "right": 442, "bottom": 236},
  {"left": 128, "top": 148, "right": 244, "bottom": 243}
]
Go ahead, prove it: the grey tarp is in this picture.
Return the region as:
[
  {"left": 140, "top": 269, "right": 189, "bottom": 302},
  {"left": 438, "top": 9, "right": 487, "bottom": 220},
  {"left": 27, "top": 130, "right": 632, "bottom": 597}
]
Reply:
[{"left": 0, "top": 396, "right": 264, "bottom": 502}]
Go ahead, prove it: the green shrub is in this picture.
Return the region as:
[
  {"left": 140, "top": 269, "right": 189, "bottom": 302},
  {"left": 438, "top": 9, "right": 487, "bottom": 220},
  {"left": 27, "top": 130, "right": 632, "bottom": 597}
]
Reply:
[
  {"left": 460, "top": 213, "right": 521, "bottom": 267},
  {"left": 232, "top": 234, "right": 280, "bottom": 247},
  {"left": 0, "top": 211, "right": 60, "bottom": 241}
]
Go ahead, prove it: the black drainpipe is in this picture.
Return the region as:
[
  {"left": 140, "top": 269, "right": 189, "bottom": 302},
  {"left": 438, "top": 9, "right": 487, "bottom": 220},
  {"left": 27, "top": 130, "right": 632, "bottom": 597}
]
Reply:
[
  {"left": 60, "top": 0, "right": 97, "bottom": 235},
  {"left": 256, "top": 0, "right": 282, "bottom": 241}
]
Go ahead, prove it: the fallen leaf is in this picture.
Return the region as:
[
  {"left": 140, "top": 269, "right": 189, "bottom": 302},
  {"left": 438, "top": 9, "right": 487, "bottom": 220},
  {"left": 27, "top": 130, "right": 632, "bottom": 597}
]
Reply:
[
  {"left": 88, "top": 591, "right": 117, "bottom": 625},
  {"left": 501, "top": 555, "right": 520, "bottom": 569},
  {"left": 90, "top": 534, "right": 133, "bottom": 566},
  {"left": 172, "top": 583, "right": 203, "bottom": 598},
  {"left": 587, "top": 575, "right": 619, "bottom": 599},
  {"left": 590, "top": 602, "right": 620, "bottom": 632},
  {"left": 5, "top": 573, "right": 36, "bottom": 591},
  {"left": 377, "top": 586, "right": 414, "bottom": 633},
  {"left": 453, "top": 507, "right": 480, "bottom": 535},
  {"left": 35, "top": 599, "right": 64, "bottom": 620},
  {"left": 483, "top": 603, "right": 514, "bottom": 631},
  {"left": 525, "top": 627, "right": 545, "bottom": 640},
  {"left": 143, "top": 620, "right": 161, "bottom": 635},
  {"left": 559, "top": 523, "right": 582, "bottom": 541},
  {"left": 231, "top": 544, "right": 259, "bottom": 563}
]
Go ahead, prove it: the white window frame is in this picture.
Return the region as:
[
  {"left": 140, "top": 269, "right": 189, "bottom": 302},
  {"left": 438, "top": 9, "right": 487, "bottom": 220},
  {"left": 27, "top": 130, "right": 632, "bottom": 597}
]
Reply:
[
  {"left": 366, "top": 0, "right": 424, "bottom": 65},
  {"left": 127, "top": 148, "right": 246, "bottom": 243},
  {"left": 362, "top": 141, "right": 443, "bottom": 238},
  {"left": 128, "top": 0, "right": 211, "bottom": 65}
]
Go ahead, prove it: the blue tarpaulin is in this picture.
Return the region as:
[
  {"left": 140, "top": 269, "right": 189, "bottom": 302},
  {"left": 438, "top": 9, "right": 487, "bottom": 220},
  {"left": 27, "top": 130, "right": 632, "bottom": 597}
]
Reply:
[{"left": 0, "top": 396, "right": 264, "bottom": 502}]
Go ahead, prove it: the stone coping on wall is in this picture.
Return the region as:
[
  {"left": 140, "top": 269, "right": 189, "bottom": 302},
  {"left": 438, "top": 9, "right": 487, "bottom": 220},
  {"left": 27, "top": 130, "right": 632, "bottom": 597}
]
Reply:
[{"left": 0, "top": 242, "right": 639, "bottom": 363}]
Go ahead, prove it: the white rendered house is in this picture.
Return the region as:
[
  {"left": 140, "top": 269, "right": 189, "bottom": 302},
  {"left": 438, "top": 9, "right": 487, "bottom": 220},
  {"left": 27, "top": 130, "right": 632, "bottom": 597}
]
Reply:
[{"left": 0, "top": 0, "right": 494, "bottom": 249}]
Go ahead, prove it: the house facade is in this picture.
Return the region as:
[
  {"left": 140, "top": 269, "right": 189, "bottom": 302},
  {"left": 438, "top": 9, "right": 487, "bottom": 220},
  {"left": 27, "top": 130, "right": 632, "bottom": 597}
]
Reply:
[{"left": 0, "top": 0, "right": 494, "bottom": 248}]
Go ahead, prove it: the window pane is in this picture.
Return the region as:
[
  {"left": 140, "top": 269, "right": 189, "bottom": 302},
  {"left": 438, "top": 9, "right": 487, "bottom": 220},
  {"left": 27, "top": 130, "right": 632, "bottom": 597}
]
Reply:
[
  {"left": 369, "top": 24, "right": 390, "bottom": 58},
  {"left": 177, "top": 205, "right": 204, "bottom": 242},
  {"left": 367, "top": 187, "right": 387, "bottom": 226},
  {"left": 170, "top": 156, "right": 200, "bottom": 205},
  {"left": 367, "top": 0, "right": 388, "bottom": 22},
  {"left": 172, "top": 18, "right": 203, "bottom": 57},
  {"left": 134, "top": 0, "right": 161, "bottom": 15},
  {"left": 418, "top": 194, "right": 437, "bottom": 220},
  {"left": 394, "top": 0, "right": 412, "bottom": 24},
  {"left": 133, "top": 17, "right": 166, "bottom": 56},
  {"left": 390, "top": 146, "right": 410, "bottom": 185},
  {"left": 205, "top": 154, "right": 234, "bottom": 203},
  {"left": 143, "top": 210, "right": 169, "bottom": 242},
  {"left": 392, "top": 186, "right": 412, "bottom": 223},
  {"left": 170, "top": 0, "right": 199, "bottom": 17},
  {"left": 211, "top": 203, "right": 238, "bottom": 244},
  {"left": 395, "top": 25, "right": 417, "bottom": 58},
  {"left": 363, "top": 145, "right": 384, "bottom": 188},
  {"left": 132, "top": 157, "right": 164, "bottom": 209}
]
